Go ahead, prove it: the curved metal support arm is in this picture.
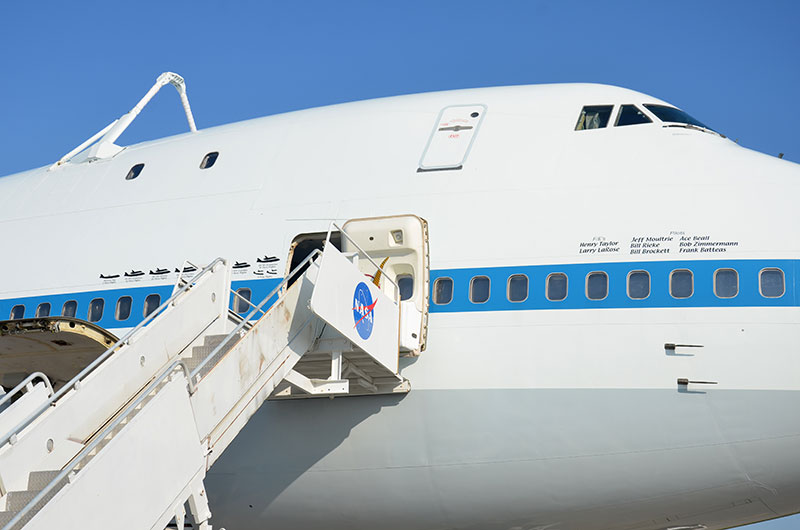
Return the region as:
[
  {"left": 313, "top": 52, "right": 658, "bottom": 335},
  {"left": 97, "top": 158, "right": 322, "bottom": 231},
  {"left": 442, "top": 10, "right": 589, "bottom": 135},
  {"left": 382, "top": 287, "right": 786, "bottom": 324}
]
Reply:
[{"left": 50, "top": 71, "right": 197, "bottom": 168}]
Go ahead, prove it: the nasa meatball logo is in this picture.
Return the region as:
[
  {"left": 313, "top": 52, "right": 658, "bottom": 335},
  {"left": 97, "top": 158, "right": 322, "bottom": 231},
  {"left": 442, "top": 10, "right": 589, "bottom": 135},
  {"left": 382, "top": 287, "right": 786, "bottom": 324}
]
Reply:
[{"left": 352, "top": 281, "right": 377, "bottom": 340}]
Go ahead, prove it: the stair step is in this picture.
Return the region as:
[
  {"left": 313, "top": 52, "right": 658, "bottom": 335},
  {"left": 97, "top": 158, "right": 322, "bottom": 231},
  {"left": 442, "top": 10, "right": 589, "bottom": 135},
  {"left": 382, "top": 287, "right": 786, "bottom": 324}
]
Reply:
[
  {"left": 6, "top": 490, "right": 38, "bottom": 512},
  {"left": 203, "top": 334, "right": 229, "bottom": 348},
  {"left": 0, "top": 511, "right": 17, "bottom": 528},
  {"left": 187, "top": 335, "right": 237, "bottom": 374},
  {"left": 27, "top": 470, "right": 60, "bottom": 491}
]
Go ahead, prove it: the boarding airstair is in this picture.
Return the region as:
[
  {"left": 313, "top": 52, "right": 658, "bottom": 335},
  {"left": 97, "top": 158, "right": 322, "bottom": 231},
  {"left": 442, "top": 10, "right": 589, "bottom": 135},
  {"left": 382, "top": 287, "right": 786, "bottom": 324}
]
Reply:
[{"left": 0, "top": 218, "right": 427, "bottom": 530}]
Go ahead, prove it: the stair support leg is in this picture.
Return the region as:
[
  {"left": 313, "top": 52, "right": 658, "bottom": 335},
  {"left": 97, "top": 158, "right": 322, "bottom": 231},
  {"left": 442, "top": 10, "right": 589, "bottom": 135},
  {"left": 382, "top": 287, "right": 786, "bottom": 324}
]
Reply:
[
  {"left": 330, "top": 350, "right": 342, "bottom": 380},
  {"left": 187, "top": 477, "right": 212, "bottom": 530}
]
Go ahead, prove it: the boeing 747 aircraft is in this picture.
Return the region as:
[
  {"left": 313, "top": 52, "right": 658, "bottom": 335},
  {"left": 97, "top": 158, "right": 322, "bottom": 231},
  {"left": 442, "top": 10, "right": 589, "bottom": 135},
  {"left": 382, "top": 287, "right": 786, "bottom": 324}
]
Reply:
[{"left": 0, "top": 73, "right": 798, "bottom": 530}]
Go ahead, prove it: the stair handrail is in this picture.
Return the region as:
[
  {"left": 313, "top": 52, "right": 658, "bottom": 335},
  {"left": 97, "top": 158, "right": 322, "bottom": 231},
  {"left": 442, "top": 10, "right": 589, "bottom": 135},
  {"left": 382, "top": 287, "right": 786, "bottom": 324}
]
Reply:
[
  {"left": 190, "top": 249, "right": 323, "bottom": 383},
  {"left": 0, "top": 258, "right": 226, "bottom": 449},
  {"left": 0, "top": 373, "right": 53, "bottom": 411},
  {"left": 327, "top": 221, "right": 400, "bottom": 302},
  {"left": 1, "top": 360, "right": 194, "bottom": 530}
]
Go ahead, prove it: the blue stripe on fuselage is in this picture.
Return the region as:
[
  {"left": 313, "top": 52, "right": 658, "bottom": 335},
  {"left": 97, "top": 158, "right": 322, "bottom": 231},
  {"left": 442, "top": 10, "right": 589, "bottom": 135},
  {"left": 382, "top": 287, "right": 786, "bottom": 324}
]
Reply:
[
  {"left": 430, "top": 259, "right": 796, "bottom": 312},
  {"left": 0, "top": 259, "right": 796, "bottom": 330}
]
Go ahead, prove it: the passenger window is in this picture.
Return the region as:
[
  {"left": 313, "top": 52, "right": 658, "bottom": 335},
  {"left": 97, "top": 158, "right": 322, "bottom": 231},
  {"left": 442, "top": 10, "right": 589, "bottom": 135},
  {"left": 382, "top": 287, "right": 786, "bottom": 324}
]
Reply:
[
  {"left": 234, "top": 288, "right": 252, "bottom": 314},
  {"left": 714, "top": 269, "right": 738, "bottom": 298},
  {"left": 125, "top": 163, "right": 145, "bottom": 180},
  {"left": 200, "top": 152, "right": 219, "bottom": 169},
  {"left": 143, "top": 294, "right": 161, "bottom": 318},
  {"left": 670, "top": 269, "right": 693, "bottom": 299},
  {"left": 469, "top": 276, "right": 490, "bottom": 304},
  {"left": 88, "top": 298, "right": 105, "bottom": 322},
  {"left": 116, "top": 296, "right": 132, "bottom": 321},
  {"left": 546, "top": 273, "right": 568, "bottom": 301},
  {"left": 586, "top": 272, "right": 608, "bottom": 300},
  {"left": 433, "top": 278, "right": 453, "bottom": 305},
  {"left": 627, "top": 271, "right": 650, "bottom": 299},
  {"left": 615, "top": 104, "right": 652, "bottom": 126},
  {"left": 507, "top": 274, "right": 528, "bottom": 302},
  {"left": 760, "top": 268, "right": 785, "bottom": 298},
  {"left": 575, "top": 105, "right": 613, "bottom": 130},
  {"left": 10, "top": 305, "right": 25, "bottom": 320},
  {"left": 35, "top": 303, "right": 51, "bottom": 318},
  {"left": 397, "top": 274, "right": 414, "bottom": 301},
  {"left": 62, "top": 300, "right": 77, "bottom": 317}
]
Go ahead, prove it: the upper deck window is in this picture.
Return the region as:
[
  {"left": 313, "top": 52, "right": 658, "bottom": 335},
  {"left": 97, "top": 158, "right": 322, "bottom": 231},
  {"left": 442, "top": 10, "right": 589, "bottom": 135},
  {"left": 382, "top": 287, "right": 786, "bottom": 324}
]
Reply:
[
  {"left": 200, "top": 152, "right": 219, "bottom": 169},
  {"left": 615, "top": 105, "right": 652, "bottom": 127},
  {"left": 575, "top": 105, "right": 613, "bottom": 130},
  {"left": 643, "top": 104, "right": 713, "bottom": 131},
  {"left": 125, "top": 163, "right": 145, "bottom": 180}
]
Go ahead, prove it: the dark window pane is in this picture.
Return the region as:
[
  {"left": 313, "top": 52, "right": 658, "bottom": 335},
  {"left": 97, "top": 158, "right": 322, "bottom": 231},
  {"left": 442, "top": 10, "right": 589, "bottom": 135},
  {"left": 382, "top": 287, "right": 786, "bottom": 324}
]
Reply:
[
  {"left": 586, "top": 272, "right": 608, "bottom": 300},
  {"left": 10, "top": 305, "right": 25, "bottom": 320},
  {"left": 547, "top": 273, "right": 568, "bottom": 301},
  {"left": 643, "top": 104, "right": 713, "bottom": 131},
  {"left": 235, "top": 288, "right": 252, "bottom": 314},
  {"left": 88, "top": 298, "right": 105, "bottom": 322},
  {"left": 433, "top": 278, "right": 453, "bottom": 305},
  {"left": 508, "top": 274, "right": 528, "bottom": 302},
  {"left": 200, "top": 152, "right": 219, "bottom": 169},
  {"left": 616, "top": 105, "right": 652, "bottom": 126},
  {"left": 62, "top": 300, "right": 77, "bottom": 318},
  {"left": 760, "top": 268, "right": 785, "bottom": 298},
  {"left": 397, "top": 275, "right": 414, "bottom": 301},
  {"left": 143, "top": 294, "right": 161, "bottom": 318},
  {"left": 125, "top": 163, "right": 145, "bottom": 180},
  {"left": 116, "top": 296, "right": 132, "bottom": 321},
  {"left": 470, "top": 276, "right": 490, "bottom": 304},
  {"left": 714, "top": 269, "right": 738, "bottom": 298},
  {"left": 575, "top": 105, "right": 613, "bottom": 130},
  {"left": 35, "top": 303, "right": 51, "bottom": 318},
  {"left": 670, "top": 270, "right": 693, "bottom": 299},
  {"left": 628, "top": 271, "right": 650, "bottom": 299}
]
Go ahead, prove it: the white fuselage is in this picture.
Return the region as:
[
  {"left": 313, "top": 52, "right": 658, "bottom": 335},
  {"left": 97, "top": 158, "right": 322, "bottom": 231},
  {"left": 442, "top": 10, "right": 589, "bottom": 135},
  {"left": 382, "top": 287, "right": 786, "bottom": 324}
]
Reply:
[{"left": 2, "top": 84, "right": 800, "bottom": 530}]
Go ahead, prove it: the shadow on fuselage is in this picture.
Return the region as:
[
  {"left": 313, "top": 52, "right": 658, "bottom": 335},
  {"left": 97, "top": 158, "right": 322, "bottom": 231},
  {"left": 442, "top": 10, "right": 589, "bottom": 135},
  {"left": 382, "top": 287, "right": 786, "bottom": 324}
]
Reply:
[{"left": 205, "top": 392, "right": 406, "bottom": 521}]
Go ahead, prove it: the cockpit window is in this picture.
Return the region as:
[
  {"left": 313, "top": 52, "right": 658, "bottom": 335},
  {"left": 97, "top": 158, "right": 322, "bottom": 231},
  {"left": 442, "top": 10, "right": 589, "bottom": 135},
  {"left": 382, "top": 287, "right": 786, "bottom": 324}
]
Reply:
[
  {"left": 575, "top": 105, "right": 613, "bottom": 130},
  {"left": 615, "top": 105, "right": 652, "bottom": 127},
  {"left": 643, "top": 104, "right": 712, "bottom": 131}
]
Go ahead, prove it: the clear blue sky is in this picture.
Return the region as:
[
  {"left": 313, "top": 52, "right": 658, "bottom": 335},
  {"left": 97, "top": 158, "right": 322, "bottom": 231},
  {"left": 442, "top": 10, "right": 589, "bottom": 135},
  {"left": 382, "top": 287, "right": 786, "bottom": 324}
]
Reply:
[{"left": 1, "top": 1, "right": 799, "bottom": 527}]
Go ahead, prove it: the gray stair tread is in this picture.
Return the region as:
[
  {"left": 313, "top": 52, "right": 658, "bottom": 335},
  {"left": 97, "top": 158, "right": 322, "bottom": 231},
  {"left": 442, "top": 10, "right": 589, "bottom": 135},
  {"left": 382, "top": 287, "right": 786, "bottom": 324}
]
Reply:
[
  {"left": 6, "top": 490, "right": 38, "bottom": 511},
  {"left": 203, "top": 334, "right": 229, "bottom": 348},
  {"left": 0, "top": 511, "right": 17, "bottom": 527},
  {"left": 27, "top": 470, "right": 61, "bottom": 491}
]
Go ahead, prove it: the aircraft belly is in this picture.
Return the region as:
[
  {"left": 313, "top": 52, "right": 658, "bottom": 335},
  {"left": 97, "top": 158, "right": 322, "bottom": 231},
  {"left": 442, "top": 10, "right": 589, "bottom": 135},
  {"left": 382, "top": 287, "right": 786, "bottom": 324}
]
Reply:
[{"left": 206, "top": 388, "right": 800, "bottom": 530}]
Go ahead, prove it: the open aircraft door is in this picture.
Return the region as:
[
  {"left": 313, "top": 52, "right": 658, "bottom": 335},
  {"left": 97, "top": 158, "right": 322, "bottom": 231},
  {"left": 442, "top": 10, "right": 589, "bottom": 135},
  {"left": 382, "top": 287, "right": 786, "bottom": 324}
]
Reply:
[{"left": 341, "top": 215, "right": 430, "bottom": 356}]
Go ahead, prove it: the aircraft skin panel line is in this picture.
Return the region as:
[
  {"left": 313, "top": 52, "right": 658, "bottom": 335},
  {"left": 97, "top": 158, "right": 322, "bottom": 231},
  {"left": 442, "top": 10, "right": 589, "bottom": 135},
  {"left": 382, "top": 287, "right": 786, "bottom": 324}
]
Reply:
[{"left": 0, "top": 81, "right": 799, "bottom": 530}]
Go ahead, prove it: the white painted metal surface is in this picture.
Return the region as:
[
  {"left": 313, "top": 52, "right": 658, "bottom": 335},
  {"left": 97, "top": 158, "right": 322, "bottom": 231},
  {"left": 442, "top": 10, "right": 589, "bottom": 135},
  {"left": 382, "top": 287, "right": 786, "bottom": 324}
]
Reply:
[
  {"left": 0, "top": 229, "right": 409, "bottom": 529},
  {"left": 309, "top": 245, "right": 400, "bottom": 375},
  {"left": 418, "top": 104, "right": 486, "bottom": 170},
  {"left": 1, "top": 78, "right": 800, "bottom": 530}
]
